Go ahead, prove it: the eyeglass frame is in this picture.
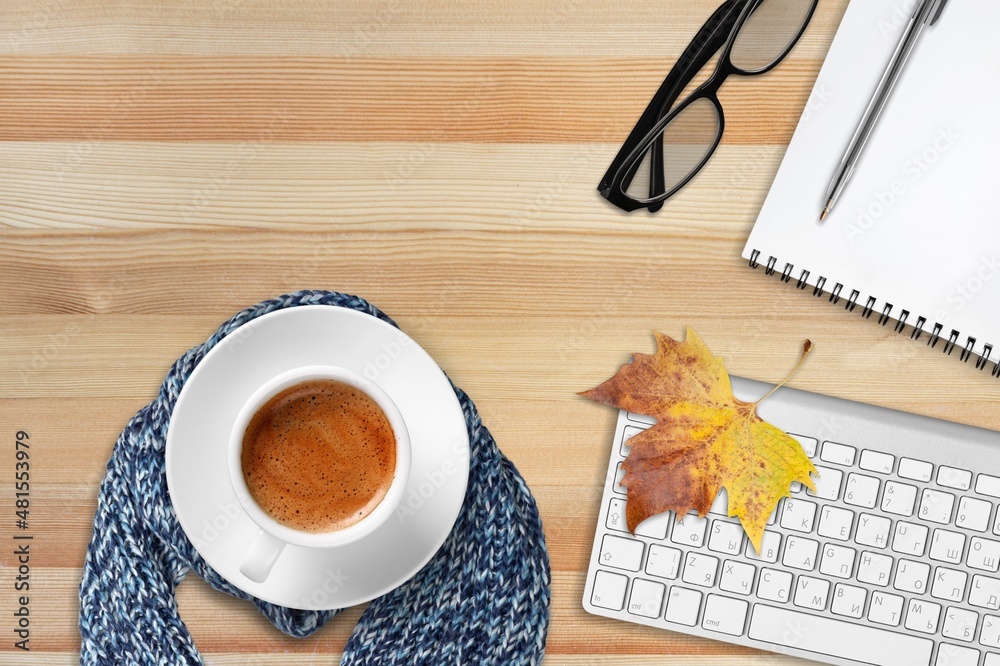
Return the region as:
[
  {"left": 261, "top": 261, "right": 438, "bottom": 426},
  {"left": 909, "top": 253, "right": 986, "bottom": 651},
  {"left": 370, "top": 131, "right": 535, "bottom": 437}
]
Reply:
[{"left": 598, "top": 0, "right": 818, "bottom": 213}]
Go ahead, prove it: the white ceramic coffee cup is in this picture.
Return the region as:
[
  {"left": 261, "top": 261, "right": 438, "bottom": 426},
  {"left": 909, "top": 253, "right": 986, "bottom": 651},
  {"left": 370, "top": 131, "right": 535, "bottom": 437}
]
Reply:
[{"left": 229, "top": 365, "right": 411, "bottom": 583}]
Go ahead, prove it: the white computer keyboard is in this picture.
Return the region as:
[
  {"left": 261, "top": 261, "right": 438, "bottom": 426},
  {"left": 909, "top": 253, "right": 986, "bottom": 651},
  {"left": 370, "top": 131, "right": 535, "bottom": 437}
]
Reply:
[{"left": 584, "top": 377, "right": 1000, "bottom": 666}]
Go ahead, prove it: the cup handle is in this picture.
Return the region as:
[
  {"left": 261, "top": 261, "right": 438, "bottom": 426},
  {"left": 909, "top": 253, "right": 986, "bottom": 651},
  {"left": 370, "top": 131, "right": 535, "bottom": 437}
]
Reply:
[{"left": 239, "top": 529, "right": 286, "bottom": 583}]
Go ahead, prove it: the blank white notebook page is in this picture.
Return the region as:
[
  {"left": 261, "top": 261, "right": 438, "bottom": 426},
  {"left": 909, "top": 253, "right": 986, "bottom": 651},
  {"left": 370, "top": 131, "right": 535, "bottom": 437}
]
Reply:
[{"left": 743, "top": 0, "right": 1000, "bottom": 358}]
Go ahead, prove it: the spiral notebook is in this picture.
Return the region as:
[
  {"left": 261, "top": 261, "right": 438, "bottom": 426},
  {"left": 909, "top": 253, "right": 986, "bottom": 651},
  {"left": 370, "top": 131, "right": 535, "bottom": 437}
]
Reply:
[{"left": 743, "top": 0, "right": 1000, "bottom": 376}]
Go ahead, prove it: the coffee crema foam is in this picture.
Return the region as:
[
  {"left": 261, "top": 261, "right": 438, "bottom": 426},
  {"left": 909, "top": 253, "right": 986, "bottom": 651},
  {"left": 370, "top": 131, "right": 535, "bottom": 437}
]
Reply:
[{"left": 241, "top": 379, "right": 396, "bottom": 533}]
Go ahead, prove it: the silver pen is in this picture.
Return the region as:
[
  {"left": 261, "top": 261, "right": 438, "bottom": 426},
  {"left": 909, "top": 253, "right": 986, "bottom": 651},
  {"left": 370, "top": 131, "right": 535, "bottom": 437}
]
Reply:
[{"left": 820, "top": 0, "right": 950, "bottom": 222}]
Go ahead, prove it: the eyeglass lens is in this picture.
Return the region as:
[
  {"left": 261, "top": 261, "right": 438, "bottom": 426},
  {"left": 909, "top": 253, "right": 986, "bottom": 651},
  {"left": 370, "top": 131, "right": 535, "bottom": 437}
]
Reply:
[
  {"left": 730, "top": 0, "right": 814, "bottom": 74},
  {"left": 622, "top": 98, "right": 721, "bottom": 203},
  {"left": 621, "top": 0, "right": 813, "bottom": 205}
]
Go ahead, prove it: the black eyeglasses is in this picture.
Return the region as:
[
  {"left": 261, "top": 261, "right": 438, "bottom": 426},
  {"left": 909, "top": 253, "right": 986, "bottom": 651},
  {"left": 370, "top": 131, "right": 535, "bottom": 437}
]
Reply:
[{"left": 599, "top": 0, "right": 817, "bottom": 213}]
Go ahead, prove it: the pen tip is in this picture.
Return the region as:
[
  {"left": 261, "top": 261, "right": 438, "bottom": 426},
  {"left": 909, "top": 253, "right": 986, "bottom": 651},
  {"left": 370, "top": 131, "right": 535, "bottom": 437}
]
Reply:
[{"left": 820, "top": 202, "right": 832, "bottom": 222}]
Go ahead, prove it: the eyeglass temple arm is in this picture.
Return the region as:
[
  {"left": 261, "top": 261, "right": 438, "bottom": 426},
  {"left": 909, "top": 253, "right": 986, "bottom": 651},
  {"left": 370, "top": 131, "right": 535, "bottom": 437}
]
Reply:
[
  {"left": 647, "top": 0, "right": 745, "bottom": 211},
  {"left": 600, "top": 0, "right": 745, "bottom": 210}
]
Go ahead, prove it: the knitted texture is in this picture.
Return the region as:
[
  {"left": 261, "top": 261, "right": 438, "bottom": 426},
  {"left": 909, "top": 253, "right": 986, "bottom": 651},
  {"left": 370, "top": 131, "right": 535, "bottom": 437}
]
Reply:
[{"left": 79, "top": 290, "right": 550, "bottom": 665}]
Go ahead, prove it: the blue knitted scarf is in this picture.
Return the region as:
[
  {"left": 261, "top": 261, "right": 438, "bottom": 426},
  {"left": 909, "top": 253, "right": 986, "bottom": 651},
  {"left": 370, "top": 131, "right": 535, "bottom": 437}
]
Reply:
[{"left": 79, "top": 291, "right": 550, "bottom": 664}]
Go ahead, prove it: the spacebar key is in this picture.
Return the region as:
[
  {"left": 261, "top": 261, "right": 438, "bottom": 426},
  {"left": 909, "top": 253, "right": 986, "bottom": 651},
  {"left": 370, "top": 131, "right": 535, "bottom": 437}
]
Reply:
[{"left": 748, "top": 605, "right": 932, "bottom": 666}]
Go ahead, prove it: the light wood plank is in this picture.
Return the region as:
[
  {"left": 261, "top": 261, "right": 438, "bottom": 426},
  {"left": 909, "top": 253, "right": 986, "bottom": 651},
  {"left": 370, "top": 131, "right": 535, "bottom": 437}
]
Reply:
[
  {"left": 0, "top": 0, "right": 846, "bottom": 58},
  {"left": 0, "top": 143, "right": 784, "bottom": 229}
]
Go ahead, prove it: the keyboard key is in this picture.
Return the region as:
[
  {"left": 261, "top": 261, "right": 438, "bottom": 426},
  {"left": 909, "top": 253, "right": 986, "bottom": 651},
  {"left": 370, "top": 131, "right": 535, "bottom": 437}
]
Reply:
[
  {"left": 820, "top": 543, "right": 855, "bottom": 579},
  {"left": 670, "top": 515, "right": 707, "bottom": 547},
  {"left": 748, "top": 605, "right": 933, "bottom": 666},
  {"left": 882, "top": 481, "right": 918, "bottom": 516},
  {"left": 681, "top": 552, "right": 719, "bottom": 588},
  {"left": 793, "top": 575, "right": 830, "bottom": 611},
  {"left": 935, "top": 645, "right": 980, "bottom": 666},
  {"left": 606, "top": 498, "right": 627, "bottom": 533},
  {"left": 856, "top": 513, "right": 892, "bottom": 549},
  {"left": 620, "top": 426, "right": 643, "bottom": 457},
  {"left": 977, "top": 474, "right": 1000, "bottom": 498},
  {"left": 858, "top": 551, "right": 893, "bottom": 586},
  {"left": 599, "top": 534, "right": 644, "bottom": 571},
  {"left": 969, "top": 537, "right": 1000, "bottom": 572},
  {"left": 627, "top": 578, "right": 665, "bottom": 618},
  {"left": 645, "top": 544, "right": 682, "bottom": 580},
  {"left": 980, "top": 614, "right": 1000, "bottom": 648},
  {"left": 956, "top": 496, "right": 992, "bottom": 532},
  {"left": 899, "top": 458, "right": 933, "bottom": 483},
  {"left": 625, "top": 412, "right": 655, "bottom": 425},
  {"left": 845, "top": 472, "right": 880, "bottom": 508},
  {"left": 635, "top": 512, "right": 670, "bottom": 540},
  {"left": 820, "top": 441, "right": 856, "bottom": 466},
  {"left": 701, "top": 594, "right": 748, "bottom": 636},
  {"left": 808, "top": 465, "right": 843, "bottom": 501},
  {"left": 869, "top": 591, "right": 905, "bottom": 626},
  {"left": 590, "top": 570, "right": 628, "bottom": 610},
  {"left": 891, "top": 521, "right": 928, "bottom": 557},
  {"left": 780, "top": 498, "right": 817, "bottom": 533},
  {"left": 987, "top": 654, "right": 1000, "bottom": 666},
  {"left": 664, "top": 587, "right": 701, "bottom": 626},
  {"left": 756, "top": 568, "right": 792, "bottom": 603},
  {"left": 930, "top": 529, "right": 966, "bottom": 564},
  {"left": 613, "top": 462, "right": 626, "bottom": 494},
  {"left": 789, "top": 433, "right": 817, "bottom": 457},
  {"left": 942, "top": 606, "right": 978, "bottom": 642},
  {"left": 904, "top": 598, "right": 941, "bottom": 634},
  {"left": 831, "top": 583, "right": 866, "bottom": 618},
  {"left": 708, "top": 520, "right": 744, "bottom": 556},
  {"left": 969, "top": 574, "right": 1000, "bottom": 610},
  {"left": 860, "top": 450, "right": 894, "bottom": 475},
  {"left": 919, "top": 488, "right": 955, "bottom": 525},
  {"left": 932, "top": 567, "right": 968, "bottom": 603},
  {"left": 938, "top": 466, "right": 973, "bottom": 491},
  {"left": 719, "top": 560, "right": 755, "bottom": 596},
  {"left": 817, "top": 505, "right": 854, "bottom": 541},
  {"left": 895, "top": 559, "right": 931, "bottom": 594},
  {"left": 782, "top": 535, "right": 819, "bottom": 571},
  {"left": 745, "top": 530, "right": 780, "bottom": 563}
]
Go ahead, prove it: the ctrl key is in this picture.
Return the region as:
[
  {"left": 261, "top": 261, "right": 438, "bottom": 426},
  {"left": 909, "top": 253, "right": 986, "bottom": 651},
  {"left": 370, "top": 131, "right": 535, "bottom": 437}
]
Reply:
[{"left": 590, "top": 570, "right": 628, "bottom": 611}]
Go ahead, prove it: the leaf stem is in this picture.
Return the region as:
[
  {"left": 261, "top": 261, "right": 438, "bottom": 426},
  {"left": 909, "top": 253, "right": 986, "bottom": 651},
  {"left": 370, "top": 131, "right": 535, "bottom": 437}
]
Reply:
[{"left": 754, "top": 340, "right": 813, "bottom": 406}]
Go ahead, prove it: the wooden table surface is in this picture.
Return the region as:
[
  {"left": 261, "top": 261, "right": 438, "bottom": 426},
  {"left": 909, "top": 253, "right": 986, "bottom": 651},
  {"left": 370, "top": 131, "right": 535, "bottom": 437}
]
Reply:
[{"left": 3, "top": 0, "right": 1000, "bottom": 663}]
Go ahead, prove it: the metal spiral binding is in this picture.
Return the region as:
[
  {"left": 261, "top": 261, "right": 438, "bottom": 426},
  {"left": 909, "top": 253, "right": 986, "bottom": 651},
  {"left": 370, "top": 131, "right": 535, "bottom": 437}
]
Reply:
[{"left": 748, "top": 249, "right": 1000, "bottom": 378}]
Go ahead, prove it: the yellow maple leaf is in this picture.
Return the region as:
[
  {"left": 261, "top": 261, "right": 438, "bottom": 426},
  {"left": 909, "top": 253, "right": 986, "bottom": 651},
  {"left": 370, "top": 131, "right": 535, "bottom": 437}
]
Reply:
[{"left": 581, "top": 328, "right": 817, "bottom": 552}]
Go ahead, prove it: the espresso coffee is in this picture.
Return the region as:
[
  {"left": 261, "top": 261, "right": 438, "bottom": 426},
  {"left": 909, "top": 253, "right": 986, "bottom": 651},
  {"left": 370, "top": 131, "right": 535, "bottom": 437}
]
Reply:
[{"left": 240, "top": 379, "right": 396, "bottom": 533}]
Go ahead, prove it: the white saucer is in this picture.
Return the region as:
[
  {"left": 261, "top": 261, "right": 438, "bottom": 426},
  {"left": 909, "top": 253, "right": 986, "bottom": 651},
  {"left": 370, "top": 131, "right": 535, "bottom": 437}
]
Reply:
[{"left": 165, "top": 305, "right": 470, "bottom": 610}]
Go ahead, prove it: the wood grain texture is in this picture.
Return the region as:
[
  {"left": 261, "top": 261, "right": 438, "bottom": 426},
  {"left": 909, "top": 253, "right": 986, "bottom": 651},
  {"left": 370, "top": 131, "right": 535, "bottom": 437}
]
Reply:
[{"left": 3, "top": 0, "right": 999, "bottom": 663}]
